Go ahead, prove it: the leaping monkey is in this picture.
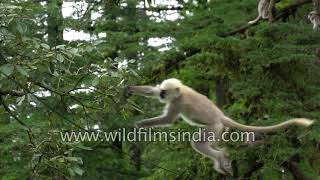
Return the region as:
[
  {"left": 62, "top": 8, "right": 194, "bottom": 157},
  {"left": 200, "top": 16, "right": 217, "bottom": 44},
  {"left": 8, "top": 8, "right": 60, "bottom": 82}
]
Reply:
[{"left": 126, "top": 78, "right": 314, "bottom": 175}]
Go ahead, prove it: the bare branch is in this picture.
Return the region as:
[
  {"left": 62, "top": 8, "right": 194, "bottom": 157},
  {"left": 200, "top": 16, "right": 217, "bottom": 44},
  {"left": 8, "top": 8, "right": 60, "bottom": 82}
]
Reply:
[
  {"left": 139, "top": 6, "right": 183, "bottom": 12},
  {"left": 275, "top": 0, "right": 312, "bottom": 21},
  {"left": 33, "top": 81, "right": 64, "bottom": 96}
]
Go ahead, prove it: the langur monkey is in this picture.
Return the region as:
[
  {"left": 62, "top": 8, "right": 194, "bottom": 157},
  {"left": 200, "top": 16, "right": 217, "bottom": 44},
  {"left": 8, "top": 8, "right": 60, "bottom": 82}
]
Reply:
[
  {"left": 248, "top": 0, "right": 271, "bottom": 24},
  {"left": 126, "top": 78, "right": 314, "bottom": 175},
  {"left": 308, "top": 11, "right": 320, "bottom": 31}
]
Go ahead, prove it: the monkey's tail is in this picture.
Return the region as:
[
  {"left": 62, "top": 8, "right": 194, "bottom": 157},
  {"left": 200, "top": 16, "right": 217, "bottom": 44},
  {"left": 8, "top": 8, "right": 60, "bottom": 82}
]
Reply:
[{"left": 222, "top": 116, "right": 314, "bottom": 133}]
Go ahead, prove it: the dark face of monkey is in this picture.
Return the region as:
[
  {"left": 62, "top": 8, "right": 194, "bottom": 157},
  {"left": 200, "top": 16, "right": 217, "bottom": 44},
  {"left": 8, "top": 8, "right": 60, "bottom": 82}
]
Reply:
[
  {"left": 158, "top": 88, "right": 180, "bottom": 103},
  {"left": 160, "top": 89, "right": 166, "bottom": 99}
]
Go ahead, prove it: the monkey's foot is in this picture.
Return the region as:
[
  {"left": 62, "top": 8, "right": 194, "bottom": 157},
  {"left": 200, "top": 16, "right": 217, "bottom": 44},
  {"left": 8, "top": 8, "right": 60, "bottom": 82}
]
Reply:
[
  {"left": 221, "top": 161, "right": 233, "bottom": 176},
  {"left": 219, "top": 155, "right": 233, "bottom": 176},
  {"left": 213, "top": 159, "right": 228, "bottom": 175}
]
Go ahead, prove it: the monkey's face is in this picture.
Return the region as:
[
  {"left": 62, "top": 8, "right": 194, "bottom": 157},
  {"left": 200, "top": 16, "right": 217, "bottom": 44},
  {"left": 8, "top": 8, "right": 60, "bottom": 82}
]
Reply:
[{"left": 158, "top": 88, "right": 180, "bottom": 103}]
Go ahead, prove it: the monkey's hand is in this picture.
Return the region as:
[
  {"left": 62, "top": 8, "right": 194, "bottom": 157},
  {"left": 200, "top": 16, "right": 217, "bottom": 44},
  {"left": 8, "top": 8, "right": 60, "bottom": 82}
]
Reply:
[{"left": 134, "top": 102, "right": 178, "bottom": 128}]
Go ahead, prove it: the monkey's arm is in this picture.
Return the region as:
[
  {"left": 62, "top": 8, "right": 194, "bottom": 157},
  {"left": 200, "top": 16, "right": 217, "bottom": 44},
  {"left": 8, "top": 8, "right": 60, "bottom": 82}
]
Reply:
[{"left": 135, "top": 102, "right": 179, "bottom": 128}]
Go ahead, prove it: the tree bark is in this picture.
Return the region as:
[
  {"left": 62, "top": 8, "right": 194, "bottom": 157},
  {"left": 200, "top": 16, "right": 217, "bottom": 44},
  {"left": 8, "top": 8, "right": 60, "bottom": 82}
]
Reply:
[
  {"left": 216, "top": 78, "right": 229, "bottom": 108},
  {"left": 47, "top": 0, "right": 63, "bottom": 76},
  {"left": 130, "top": 142, "right": 142, "bottom": 171},
  {"left": 47, "top": 0, "right": 63, "bottom": 46},
  {"left": 268, "top": 0, "right": 276, "bottom": 23}
]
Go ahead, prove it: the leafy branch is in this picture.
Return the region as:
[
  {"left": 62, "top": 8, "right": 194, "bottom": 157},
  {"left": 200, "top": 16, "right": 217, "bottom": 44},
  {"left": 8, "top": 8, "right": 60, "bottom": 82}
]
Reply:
[{"left": 0, "top": 95, "right": 35, "bottom": 146}]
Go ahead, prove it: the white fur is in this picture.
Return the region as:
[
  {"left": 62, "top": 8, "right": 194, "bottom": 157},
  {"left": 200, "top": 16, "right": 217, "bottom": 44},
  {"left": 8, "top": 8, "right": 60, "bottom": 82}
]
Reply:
[{"left": 160, "top": 78, "right": 182, "bottom": 90}]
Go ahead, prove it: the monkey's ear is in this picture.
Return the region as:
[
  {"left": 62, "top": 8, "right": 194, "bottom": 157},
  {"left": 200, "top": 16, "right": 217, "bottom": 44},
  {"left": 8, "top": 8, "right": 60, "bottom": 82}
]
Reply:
[{"left": 175, "top": 87, "right": 180, "bottom": 93}]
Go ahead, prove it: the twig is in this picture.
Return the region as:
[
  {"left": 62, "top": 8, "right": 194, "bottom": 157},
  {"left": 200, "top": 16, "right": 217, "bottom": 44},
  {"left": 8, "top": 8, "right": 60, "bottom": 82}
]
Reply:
[
  {"left": 65, "top": 73, "right": 89, "bottom": 94},
  {"left": 218, "top": 22, "right": 258, "bottom": 37},
  {"left": 138, "top": 6, "right": 183, "bottom": 12},
  {"left": 33, "top": 81, "right": 64, "bottom": 96},
  {"left": 0, "top": 96, "right": 28, "bottom": 127}
]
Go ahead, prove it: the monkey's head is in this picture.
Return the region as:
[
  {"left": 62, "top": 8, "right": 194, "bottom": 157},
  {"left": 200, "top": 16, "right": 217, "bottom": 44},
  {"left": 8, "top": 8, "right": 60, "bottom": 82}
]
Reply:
[
  {"left": 158, "top": 78, "right": 182, "bottom": 103},
  {"left": 126, "top": 78, "right": 182, "bottom": 103},
  {"left": 308, "top": 11, "right": 320, "bottom": 31}
]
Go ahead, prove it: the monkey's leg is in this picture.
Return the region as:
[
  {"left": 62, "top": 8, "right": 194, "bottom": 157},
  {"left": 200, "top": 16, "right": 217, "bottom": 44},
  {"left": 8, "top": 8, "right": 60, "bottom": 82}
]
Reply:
[
  {"left": 214, "top": 148, "right": 233, "bottom": 176},
  {"left": 191, "top": 139, "right": 227, "bottom": 174},
  {"left": 207, "top": 125, "right": 233, "bottom": 176},
  {"left": 191, "top": 127, "right": 232, "bottom": 175},
  {"left": 248, "top": 16, "right": 261, "bottom": 24},
  {"left": 208, "top": 124, "right": 226, "bottom": 151}
]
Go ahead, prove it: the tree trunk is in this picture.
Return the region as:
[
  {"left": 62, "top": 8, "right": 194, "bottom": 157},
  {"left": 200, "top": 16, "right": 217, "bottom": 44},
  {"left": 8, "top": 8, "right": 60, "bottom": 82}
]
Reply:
[
  {"left": 130, "top": 142, "right": 142, "bottom": 171},
  {"left": 268, "top": 0, "right": 276, "bottom": 23},
  {"left": 47, "top": 0, "right": 63, "bottom": 46},
  {"left": 216, "top": 78, "right": 229, "bottom": 108},
  {"left": 47, "top": 0, "right": 63, "bottom": 76}
]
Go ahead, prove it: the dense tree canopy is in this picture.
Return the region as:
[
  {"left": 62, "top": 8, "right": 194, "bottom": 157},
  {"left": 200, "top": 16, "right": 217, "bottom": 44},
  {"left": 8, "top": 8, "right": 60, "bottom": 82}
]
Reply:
[{"left": 0, "top": 0, "right": 319, "bottom": 179}]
